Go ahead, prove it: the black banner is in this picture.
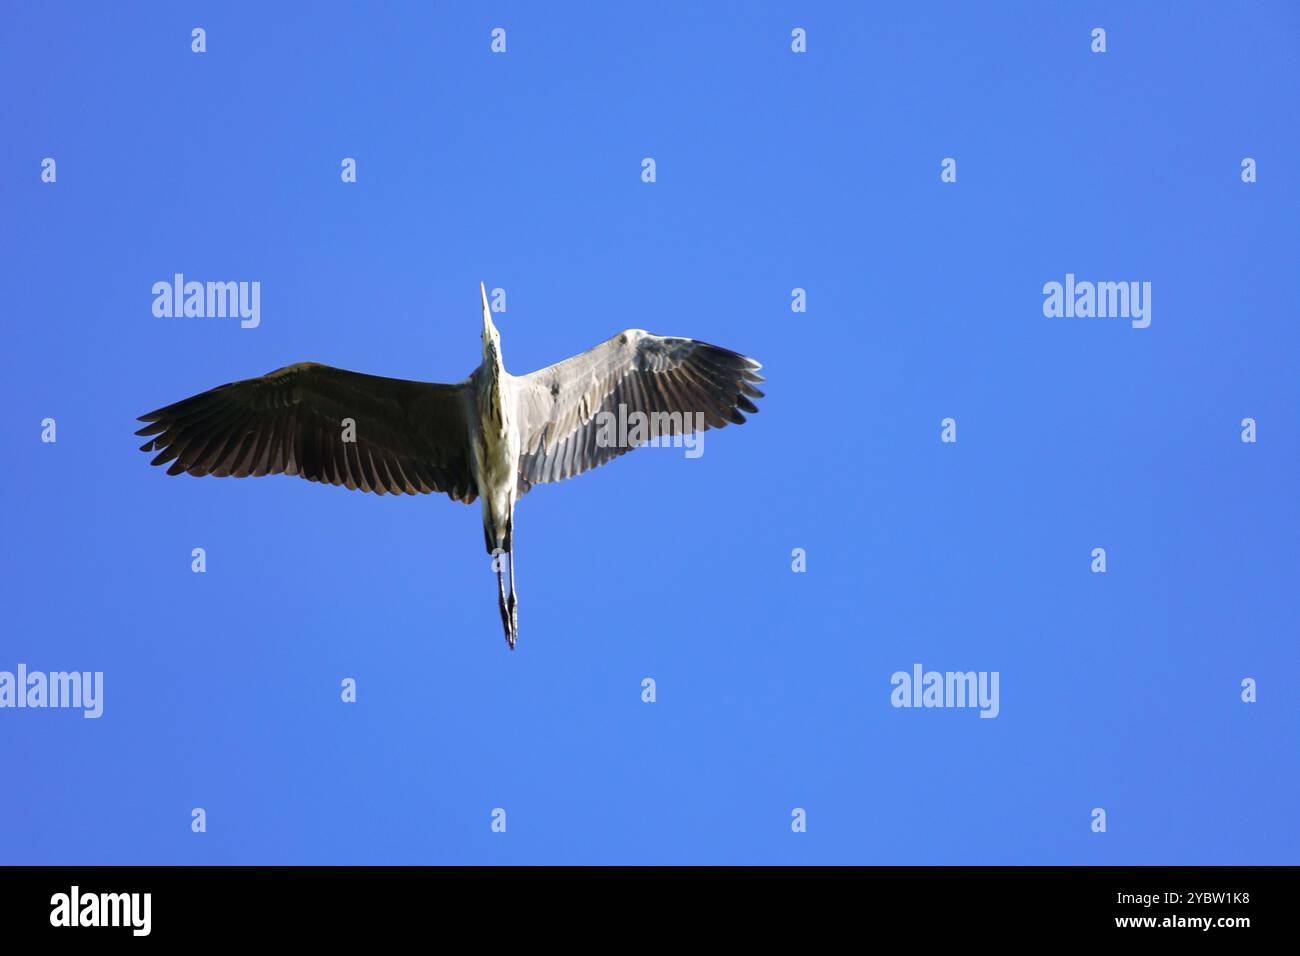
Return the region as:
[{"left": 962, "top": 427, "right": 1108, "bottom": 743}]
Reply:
[{"left": 0, "top": 866, "right": 1283, "bottom": 940}]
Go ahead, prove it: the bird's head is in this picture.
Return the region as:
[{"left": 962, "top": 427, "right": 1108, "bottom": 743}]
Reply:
[{"left": 480, "top": 281, "right": 503, "bottom": 368}]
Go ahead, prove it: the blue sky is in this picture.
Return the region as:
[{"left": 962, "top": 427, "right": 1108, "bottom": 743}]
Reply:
[{"left": 1, "top": 1, "right": 1297, "bottom": 864}]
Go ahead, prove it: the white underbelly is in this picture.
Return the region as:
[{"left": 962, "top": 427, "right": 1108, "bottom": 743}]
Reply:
[{"left": 475, "top": 419, "right": 519, "bottom": 512}]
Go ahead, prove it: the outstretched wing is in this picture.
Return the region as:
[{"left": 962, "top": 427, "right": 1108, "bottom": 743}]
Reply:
[
  {"left": 136, "top": 362, "right": 478, "bottom": 501},
  {"left": 513, "top": 330, "right": 763, "bottom": 490}
]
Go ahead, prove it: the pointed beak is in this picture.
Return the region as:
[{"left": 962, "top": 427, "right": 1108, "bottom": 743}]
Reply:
[{"left": 480, "top": 281, "right": 493, "bottom": 335}]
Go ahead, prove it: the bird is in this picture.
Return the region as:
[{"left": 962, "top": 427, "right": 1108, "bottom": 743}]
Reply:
[{"left": 136, "top": 283, "right": 764, "bottom": 649}]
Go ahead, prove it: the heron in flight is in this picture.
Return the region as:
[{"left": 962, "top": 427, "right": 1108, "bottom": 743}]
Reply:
[{"left": 136, "top": 284, "right": 764, "bottom": 648}]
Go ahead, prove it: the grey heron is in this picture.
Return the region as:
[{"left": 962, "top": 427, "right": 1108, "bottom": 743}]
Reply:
[{"left": 136, "top": 283, "right": 764, "bottom": 648}]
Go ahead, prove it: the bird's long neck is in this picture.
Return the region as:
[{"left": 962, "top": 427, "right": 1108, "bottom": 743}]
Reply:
[{"left": 478, "top": 347, "right": 508, "bottom": 432}]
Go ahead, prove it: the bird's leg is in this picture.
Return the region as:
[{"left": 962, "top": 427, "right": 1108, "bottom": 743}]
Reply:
[
  {"left": 494, "top": 550, "right": 513, "bottom": 649},
  {"left": 506, "top": 523, "right": 518, "bottom": 645}
]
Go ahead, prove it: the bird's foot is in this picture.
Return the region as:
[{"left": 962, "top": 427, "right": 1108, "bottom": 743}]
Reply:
[{"left": 498, "top": 599, "right": 512, "bottom": 649}]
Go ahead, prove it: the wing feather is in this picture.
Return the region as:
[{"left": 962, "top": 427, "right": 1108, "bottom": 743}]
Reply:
[
  {"left": 514, "top": 330, "right": 762, "bottom": 491},
  {"left": 136, "top": 362, "right": 477, "bottom": 502}
]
